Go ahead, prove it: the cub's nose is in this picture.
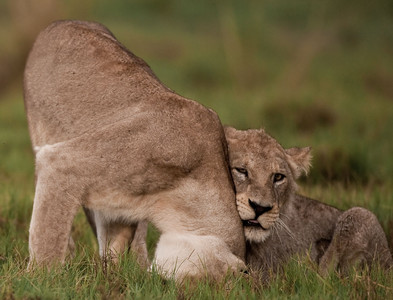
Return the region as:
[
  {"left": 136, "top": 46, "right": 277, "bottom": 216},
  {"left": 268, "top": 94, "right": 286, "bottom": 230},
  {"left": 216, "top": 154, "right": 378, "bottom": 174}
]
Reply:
[{"left": 248, "top": 199, "right": 272, "bottom": 218}]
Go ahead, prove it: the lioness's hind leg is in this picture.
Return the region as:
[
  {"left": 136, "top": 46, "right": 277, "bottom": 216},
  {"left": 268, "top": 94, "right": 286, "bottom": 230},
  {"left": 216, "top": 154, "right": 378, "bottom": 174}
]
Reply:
[
  {"left": 29, "top": 176, "right": 81, "bottom": 267},
  {"left": 83, "top": 207, "right": 97, "bottom": 237},
  {"left": 94, "top": 212, "right": 137, "bottom": 262},
  {"left": 131, "top": 221, "right": 150, "bottom": 268},
  {"left": 86, "top": 209, "right": 149, "bottom": 268},
  {"left": 319, "top": 207, "right": 393, "bottom": 276}
]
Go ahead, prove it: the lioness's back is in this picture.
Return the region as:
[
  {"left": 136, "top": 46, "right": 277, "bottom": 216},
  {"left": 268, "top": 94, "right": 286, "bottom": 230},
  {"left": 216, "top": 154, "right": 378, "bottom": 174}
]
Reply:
[{"left": 24, "top": 20, "right": 174, "bottom": 146}]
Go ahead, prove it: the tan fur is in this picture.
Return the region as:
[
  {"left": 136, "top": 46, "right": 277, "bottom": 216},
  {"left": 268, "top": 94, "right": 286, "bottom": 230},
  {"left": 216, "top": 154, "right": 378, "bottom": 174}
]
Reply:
[
  {"left": 224, "top": 126, "right": 310, "bottom": 244},
  {"left": 224, "top": 127, "right": 392, "bottom": 280},
  {"left": 24, "top": 20, "right": 246, "bottom": 281},
  {"left": 130, "top": 221, "right": 150, "bottom": 269}
]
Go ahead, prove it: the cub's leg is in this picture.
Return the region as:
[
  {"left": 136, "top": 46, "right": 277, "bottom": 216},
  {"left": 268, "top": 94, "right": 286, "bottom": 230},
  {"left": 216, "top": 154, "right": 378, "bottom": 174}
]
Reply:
[
  {"left": 319, "top": 207, "right": 393, "bottom": 276},
  {"left": 29, "top": 174, "right": 81, "bottom": 266}
]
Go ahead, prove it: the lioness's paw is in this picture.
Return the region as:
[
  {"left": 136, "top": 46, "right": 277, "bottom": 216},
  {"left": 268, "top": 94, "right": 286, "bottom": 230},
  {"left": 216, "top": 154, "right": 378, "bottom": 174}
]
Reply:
[{"left": 153, "top": 233, "right": 246, "bottom": 281}]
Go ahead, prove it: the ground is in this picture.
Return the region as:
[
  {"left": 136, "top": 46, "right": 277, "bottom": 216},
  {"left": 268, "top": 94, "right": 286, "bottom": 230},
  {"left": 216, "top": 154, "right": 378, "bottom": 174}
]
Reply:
[{"left": 0, "top": 0, "right": 392, "bottom": 298}]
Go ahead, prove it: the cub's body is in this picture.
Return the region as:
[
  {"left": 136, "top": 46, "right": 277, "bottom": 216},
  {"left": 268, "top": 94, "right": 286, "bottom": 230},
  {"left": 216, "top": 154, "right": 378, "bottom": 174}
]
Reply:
[
  {"left": 225, "top": 127, "right": 392, "bottom": 279},
  {"left": 247, "top": 194, "right": 392, "bottom": 280},
  {"left": 246, "top": 194, "right": 339, "bottom": 275}
]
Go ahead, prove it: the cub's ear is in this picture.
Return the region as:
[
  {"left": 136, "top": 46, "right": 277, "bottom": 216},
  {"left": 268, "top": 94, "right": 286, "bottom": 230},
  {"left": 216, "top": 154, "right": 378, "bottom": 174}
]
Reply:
[
  {"left": 285, "top": 147, "right": 312, "bottom": 178},
  {"left": 224, "top": 126, "right": 239, "bottom": 140}
]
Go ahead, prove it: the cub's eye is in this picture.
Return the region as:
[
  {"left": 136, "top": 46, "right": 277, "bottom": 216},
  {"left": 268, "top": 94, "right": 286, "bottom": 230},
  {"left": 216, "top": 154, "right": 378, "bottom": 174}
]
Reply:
[
  {"left": 234, "top": 168, "right": 248, "bottom": 177},
  {"left": 273, "top": 173, "right": 285, "bottom": 183}
]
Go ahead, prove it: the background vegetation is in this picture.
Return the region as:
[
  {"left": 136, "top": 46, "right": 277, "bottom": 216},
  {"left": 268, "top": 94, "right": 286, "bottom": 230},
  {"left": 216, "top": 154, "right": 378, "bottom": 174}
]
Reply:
[{"left": 0, "top": 0, "right": 392, "bottom": 298}]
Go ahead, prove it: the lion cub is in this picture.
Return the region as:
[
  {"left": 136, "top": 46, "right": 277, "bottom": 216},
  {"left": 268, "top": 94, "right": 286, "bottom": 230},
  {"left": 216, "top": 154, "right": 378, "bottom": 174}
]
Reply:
[{"left": 225, "top": 127, "right": 393, "bottom": 279}]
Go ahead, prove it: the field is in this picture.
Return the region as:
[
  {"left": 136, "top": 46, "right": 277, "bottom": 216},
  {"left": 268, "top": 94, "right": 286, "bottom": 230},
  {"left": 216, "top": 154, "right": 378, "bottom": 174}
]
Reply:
[{"left": 0, "top": 0, "right": 393, "bottom": 298}]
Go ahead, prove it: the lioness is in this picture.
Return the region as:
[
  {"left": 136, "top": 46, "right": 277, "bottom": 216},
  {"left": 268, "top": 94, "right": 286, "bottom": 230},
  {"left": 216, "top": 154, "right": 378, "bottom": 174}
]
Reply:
[
  {"left": 225, "top": 126, "right": 393, "bottom": 280},
  {"left": 24, "top": 20, "right": 246, "bottom": 281}
]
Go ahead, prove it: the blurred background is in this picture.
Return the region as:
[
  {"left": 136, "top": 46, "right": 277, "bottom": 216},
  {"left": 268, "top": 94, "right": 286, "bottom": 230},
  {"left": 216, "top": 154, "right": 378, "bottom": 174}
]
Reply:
[{"left": 0, "top": 0, "right": 392, "bottom": 248}]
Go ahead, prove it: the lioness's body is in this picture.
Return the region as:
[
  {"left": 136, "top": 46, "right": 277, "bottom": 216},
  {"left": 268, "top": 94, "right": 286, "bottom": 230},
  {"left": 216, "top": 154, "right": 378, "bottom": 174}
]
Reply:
[
  {"left": 225, "top": 127, "right": 392, "bottom": 280},
  {"left": 24, "top": 20, "right": 245, "bottom": 280}
]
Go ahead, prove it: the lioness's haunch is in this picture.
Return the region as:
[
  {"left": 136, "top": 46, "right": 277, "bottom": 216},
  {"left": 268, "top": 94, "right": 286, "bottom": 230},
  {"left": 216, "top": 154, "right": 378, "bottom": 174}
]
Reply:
[
  {"left": 225, "top": 127, "right": 392, "bottom": 280},
  {"left": 24, "top": 20, "right": 246, "bottom": 281}
]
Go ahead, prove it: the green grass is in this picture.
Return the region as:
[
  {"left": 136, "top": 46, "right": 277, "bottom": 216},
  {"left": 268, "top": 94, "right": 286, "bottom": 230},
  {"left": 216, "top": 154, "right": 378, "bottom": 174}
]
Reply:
[{"left": 1, "top": 0, "right": 393, "bottom": 298}]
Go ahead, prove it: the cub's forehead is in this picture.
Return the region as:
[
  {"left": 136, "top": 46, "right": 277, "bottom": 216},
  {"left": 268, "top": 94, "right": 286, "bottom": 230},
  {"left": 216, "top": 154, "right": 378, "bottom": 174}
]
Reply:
[{"left": 227, "top": 130, "right": 285, "bottom": 163}]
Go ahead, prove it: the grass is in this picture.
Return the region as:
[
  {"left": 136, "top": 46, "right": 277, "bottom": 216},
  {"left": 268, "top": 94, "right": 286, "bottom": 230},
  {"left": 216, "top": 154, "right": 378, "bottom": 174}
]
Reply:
[{"left": 1, "top": 0, "right": 393, "bottom": 298}]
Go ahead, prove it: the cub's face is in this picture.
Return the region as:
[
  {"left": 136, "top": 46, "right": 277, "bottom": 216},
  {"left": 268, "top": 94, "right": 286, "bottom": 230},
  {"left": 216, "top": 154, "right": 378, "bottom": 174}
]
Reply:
[{"left": 225, "top": 127, "right": 311, "bottom": 243}]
